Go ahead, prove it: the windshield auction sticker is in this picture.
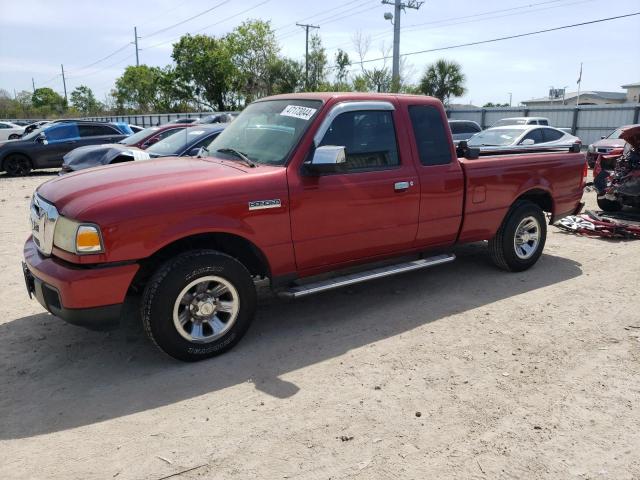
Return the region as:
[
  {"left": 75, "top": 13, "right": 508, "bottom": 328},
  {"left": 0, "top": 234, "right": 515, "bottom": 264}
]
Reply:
[{"left": 280, "top": 105, "right": 317, "bottom": 121}]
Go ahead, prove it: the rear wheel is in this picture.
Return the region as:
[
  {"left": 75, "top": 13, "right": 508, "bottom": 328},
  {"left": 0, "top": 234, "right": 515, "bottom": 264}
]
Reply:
[
  {"left": 597, "top": 197, "right": 622, "bottom": 212},
  {"left": 141, "top": 250, "right": 257, "bottom": 361},
  {"left": 489, "top": 201, "right": 547, "bottom": 272},
  {"left": 3, "top": 154, "right": 32, "bottom": 176}
]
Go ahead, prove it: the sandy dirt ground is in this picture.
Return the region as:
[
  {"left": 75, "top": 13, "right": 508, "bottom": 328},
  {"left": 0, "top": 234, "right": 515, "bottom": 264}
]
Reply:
[{"left": 1, "top": 171, "right": 639, "bottom": 480}]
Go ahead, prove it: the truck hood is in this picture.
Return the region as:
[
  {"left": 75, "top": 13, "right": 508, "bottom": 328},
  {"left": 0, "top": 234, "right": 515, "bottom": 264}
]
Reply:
[{"left": 37, "top": 156, "right": 249, "bottom": 218}]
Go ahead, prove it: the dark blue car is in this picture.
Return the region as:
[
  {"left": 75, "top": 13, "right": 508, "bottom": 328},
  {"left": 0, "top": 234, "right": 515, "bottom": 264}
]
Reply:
[{"left": 0, "top": 121, "right": 133, "bottom": 176}]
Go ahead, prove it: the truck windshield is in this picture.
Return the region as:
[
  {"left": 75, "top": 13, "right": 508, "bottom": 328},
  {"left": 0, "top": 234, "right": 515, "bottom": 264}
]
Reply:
[
  {"left": 468, "top": 128, "right": 523, "bottom": 146},
  {"left": 202, "top": 99, "right": 322, "bottom": 165}
]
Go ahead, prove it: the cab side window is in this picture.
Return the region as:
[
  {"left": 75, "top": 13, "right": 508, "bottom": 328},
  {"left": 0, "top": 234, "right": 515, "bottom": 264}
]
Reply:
[
  {"left": 318, "top": 110, "right": 399, "bottom": 172},
  {"left": 408, "top": 105, "right": 452, "bottom": 166}
]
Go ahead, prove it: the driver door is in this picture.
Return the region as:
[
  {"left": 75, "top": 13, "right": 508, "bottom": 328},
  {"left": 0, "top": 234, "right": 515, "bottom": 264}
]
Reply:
[{"left": 288, "top": 102, "right": 420, "bottom": 272}]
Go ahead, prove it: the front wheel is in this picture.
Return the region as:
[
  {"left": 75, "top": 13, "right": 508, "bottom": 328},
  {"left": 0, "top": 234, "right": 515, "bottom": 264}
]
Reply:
[
  {"left": 8, "top": 134, "right": 21, "bottom": 140},
  {"left": 142, "top": 250, "right": 257, "bottom": 361},
  {"left": 3, "top": 154, "right": 32, "bottom": 176},
  {"left": 489, "top": 201, "right": 547, "bottom": 272}
]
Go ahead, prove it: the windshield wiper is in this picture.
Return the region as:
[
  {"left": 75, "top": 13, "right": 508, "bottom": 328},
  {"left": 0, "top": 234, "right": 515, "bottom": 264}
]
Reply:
[{"left": 216, "top": 148, "right": 257, "bottom": 168}]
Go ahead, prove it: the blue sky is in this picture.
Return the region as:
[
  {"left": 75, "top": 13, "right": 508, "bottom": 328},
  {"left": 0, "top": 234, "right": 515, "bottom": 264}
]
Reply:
[{"left": 1, "top": 0, "right": 639, "bottom": 106}]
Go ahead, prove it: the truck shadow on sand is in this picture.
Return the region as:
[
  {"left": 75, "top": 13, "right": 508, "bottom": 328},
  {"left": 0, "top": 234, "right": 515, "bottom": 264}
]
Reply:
[{"left": 0, "top": 243, "right": 582, "bottom": 439}]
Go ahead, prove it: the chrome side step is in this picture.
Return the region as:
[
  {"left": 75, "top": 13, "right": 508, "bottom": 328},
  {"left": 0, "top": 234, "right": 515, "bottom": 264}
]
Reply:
[{"left": 279, "top": 253, "right": 455, "bottom": 299}]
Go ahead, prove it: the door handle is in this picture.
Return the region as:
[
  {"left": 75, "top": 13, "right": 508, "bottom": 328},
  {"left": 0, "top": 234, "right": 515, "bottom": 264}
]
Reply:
[
  {"left": 65, "top": 140, "right": 77, "bottom": 144},
  {"left": 394, "top": 181, "right": 413, "bottom": 191}
]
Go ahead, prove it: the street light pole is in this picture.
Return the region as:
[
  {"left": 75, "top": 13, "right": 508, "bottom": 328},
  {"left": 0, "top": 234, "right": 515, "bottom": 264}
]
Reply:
[{"left": 382, "top": 0, "right": 424, "bottom": 92}]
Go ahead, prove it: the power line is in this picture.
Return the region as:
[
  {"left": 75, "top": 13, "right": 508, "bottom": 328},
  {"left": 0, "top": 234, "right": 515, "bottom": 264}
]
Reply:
[
  {"left": 371, "top": 0, "right": 594, "bottom": 42},
  {"left": 274, "top": 0, "right": 370, "bottom": 35},
  {"left": 65, "top": 43, "right": 131, "bottom": 74},
  {"left": 66, "top": 53, "right": 135, "bottom": 81},
  {"left": 336, "top": 12, "right": 640, "bottom": 68},
  {"left": 277, "top": 0, "right": 376, "bottom": 40},
  {"left": 323, "top": 0, "right": 588, "bottom": 50},
  {"left": 142, "top": 0, "right": 232, "bottom": 38},
  {"left": 143, "top": 0, "right": 272, "bottom": 50}
]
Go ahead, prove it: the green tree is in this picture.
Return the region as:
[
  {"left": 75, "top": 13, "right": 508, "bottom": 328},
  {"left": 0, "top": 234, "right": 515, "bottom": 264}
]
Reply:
[
  {"left": 365, "top": 67, "right": 391, "bottom": 93},
  {"left": 307, "top": 34, "right": 328, "bottom": 91},
  {"left": 418, "top": 59, "right": 466, "bottom": 105},
  {"left": 483, "top": 102, "right": 509, "bottom": 107},
  {"left": 114, "top": 65, "right": 166, "bottom": 113},
  {"left": 227, "top": 20, "right": 279, "bottom": 103},
  {"left": 333, "top": 49, "right": 351, "bottom": 90},
  {"left": 172, "top": 34, "right": 237, "bottom": 111},
  {"left": 267, "top": 57, "right": 304, "bottom": 95},
  {"left": 32, "top": 87, "right": 66, "bottom": 113},
  {"left": 70, "top": 85, "right": 101, "bottom": 115}
]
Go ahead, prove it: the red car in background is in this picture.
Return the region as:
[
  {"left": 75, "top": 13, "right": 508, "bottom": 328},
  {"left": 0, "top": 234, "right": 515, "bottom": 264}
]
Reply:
[
  {"left": 118, "top": 123, "right": 191, "bottom": 149},
  {"left": 586, "top": 124, "right": 639, "bottom": 168}
]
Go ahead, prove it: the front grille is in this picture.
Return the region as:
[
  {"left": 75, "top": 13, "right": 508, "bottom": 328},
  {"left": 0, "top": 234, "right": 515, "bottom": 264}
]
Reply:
[{"left": 30, "top": 194, "right": 59, "bottom": 256}]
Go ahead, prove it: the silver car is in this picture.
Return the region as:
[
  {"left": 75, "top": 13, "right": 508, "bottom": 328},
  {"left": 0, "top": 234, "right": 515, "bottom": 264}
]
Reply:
[{"left": 468, "top": 125, "right": 580, "bottom": 151}]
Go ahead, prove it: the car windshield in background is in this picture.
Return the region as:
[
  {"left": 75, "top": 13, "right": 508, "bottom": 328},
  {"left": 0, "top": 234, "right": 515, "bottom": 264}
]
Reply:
[
  {"left": 493, "top": 119, "right": 527, "bottom": 127},
  {"left": 145, "top": 128, "right": 201, "bottom": 156},
  {"left": 20, "top": 128, "right": 46, "bottom": 140},
  {"left": 607, "top": 128, "right": 624, "bottom": 139},
  {"left": 468, "top": 129, "right": 522, "bottom": 146},
  {"left": 119, "top": 127, "right": 160, "bottom": 145},
  {"left": 203, "top": 99, "right": 322, "bottom": 165}
]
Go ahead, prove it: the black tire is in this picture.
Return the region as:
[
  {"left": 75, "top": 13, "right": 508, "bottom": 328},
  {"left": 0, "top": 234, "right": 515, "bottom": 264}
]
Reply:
[
  {"left": 597, "top": 197, "right": 622, "bottom": 212},
  {"left": 8, "top": 134, "right": 21, "bottom": 140},
  {"left": 488, "top": 200, "right": 547, "bottom": 272},
  {"left": 3, "top": 154, "right": 32, "bottom": 176},
  {"left": 141, "top": 250, "right": 256, "bottom": 361}
]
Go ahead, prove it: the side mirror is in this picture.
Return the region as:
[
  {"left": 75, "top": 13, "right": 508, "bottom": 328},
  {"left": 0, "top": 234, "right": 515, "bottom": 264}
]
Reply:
[
  {"left": 600, "top": 135, "right": 606, "bottom": 139},
  {"left": 187, "top": 147, "right": 201, "bottom": 157},
  {"left": 35, "top": 133, "right": 48, "bottom": 145},
  {"left": 304, "top": 145, "right": 347, "bottom": 175},
  {"left": 521, "top": 138, "right": 535, "bottom": 146},
  {"left": 456, "top": 140, "right": 480, "bottom": 160}
]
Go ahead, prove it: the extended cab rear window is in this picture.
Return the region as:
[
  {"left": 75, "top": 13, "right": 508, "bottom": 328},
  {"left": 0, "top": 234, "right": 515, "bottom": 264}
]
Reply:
[{"left": 408, "top": 105, "right": 452, "bottom": 166}]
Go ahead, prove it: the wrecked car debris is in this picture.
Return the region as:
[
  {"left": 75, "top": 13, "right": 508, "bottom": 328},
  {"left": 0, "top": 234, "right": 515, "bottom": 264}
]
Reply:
[
  {"left": 594, "top": 125, "right": 640, "bottom": 212},
  {"left": 556, "top": 210, "right": 640, "bottom": 239}
]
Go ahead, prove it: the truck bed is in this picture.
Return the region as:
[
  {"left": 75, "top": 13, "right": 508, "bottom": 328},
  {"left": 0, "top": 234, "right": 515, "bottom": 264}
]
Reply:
[{"left": 457, "top": 151, "right": 586, "bottom": 243}]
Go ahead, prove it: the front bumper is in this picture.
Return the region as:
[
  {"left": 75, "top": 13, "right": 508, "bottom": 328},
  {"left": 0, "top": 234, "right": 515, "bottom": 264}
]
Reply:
[{"left": 23, "top": 237, "right": 139, "bottom": 330}]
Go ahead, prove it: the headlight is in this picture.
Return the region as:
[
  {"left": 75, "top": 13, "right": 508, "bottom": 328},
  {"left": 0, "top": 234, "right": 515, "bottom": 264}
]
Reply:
[
  {"left": 587, "top": 144, "right": 595, "bottom": 153},
  {"left": 53, "top": 217, "right": 104, "bottom": 254}
]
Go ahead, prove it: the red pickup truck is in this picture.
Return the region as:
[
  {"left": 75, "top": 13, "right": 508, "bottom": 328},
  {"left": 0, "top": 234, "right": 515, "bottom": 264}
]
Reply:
[{"left": 23, "top": 93, "right": 586, "bottom": 361}]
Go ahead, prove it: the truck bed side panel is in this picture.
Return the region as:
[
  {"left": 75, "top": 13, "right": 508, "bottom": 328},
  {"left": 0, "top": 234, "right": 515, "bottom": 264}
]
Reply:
[{"left": 457, "top": 152, "right": 585, "bottom": 243}]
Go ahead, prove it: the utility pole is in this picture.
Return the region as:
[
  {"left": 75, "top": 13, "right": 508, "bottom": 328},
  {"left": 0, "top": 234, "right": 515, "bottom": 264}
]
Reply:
[
  {"left": 576, "top": 62, "right": 583, "bottom": 107},
  {"left": 134, "top": 26, "right": 140, "bottom": 66},
  {"left": 61, "top": 64, "right": 68, "bottom": 104},
  {"left": 296, "top": 23, "right": 320, "bottom": 91},
  {"left": 508, "top": 92, "right": 512, "bottom": 107},
  {"left": 382, "top": 0, "right": 424, "bottom": 92},
  {"left": 32, "top": 78, "right": 36, "bottom": 93}
]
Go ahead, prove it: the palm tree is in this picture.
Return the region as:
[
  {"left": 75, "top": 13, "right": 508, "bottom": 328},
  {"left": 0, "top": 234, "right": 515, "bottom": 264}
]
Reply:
[{"left": 418, "top": 59, "right": 466, "bottom": 105}]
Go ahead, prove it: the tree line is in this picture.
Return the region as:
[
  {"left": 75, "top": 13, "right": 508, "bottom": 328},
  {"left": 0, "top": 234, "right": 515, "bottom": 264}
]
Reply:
[{"left": 0, "top": 20, "right": 468, "bottom": 119}]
